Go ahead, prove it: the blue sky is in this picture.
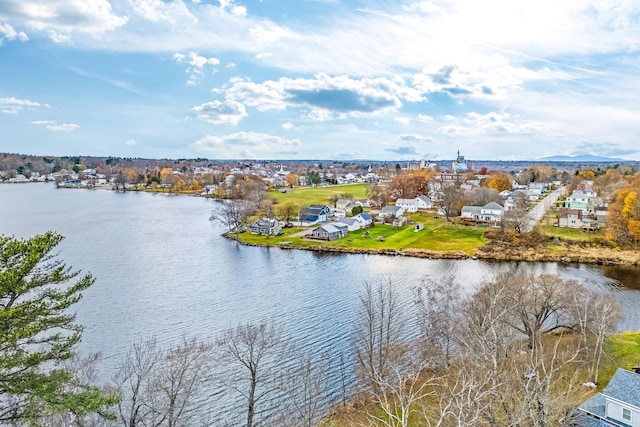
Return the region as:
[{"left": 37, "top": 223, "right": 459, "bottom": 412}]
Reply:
[{"left": 1, "top": 0, "right": 640, "bottom": 161}]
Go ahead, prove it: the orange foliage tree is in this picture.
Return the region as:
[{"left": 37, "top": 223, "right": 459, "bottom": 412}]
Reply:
[
  {"left": 607, "top": 174, "right": 640, "bottom": 248},
  {"left": 487, "top": 174, "right": 512, "bottom": 192}
]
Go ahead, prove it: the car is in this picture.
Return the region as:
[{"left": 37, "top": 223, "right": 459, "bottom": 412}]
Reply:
[{"left": 284, "top": 222, "right": 294, "bottom": 228}]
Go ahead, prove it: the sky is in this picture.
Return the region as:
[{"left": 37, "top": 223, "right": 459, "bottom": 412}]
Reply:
[{"left": 1, "top": 0, "right": 640, "bottom": 161}]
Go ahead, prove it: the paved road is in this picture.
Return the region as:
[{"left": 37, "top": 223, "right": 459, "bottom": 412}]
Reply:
[{"left": 523, "top": 186, "right": 565, "bottom": 232}]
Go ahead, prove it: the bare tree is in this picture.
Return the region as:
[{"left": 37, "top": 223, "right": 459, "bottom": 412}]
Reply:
[
  {"left": 210, "top": 200, "right": 256, "bottom": 235},
  {"left": 352, "top": 280, "right": 404, "bottom": 393},
  {"left": 216, "top": 322, "right": 290, "bottom": 427},
  {"left": 415, "top": 277, "right": 462, "bottom": 367},
  {"left": 367, "top": 349, "right": 438, "bottom": 427},
  {"left": 278, "top": 350, "right": 333, "bottom": 427},
  {"left": 113, "top": 337, "right": 213, "bottom": 427},
  {"left": 439, "top": 185, "right": 463, "bottom": 220},
  {"left": 502, "top": 191, "right": 530, "bottom": 233}
]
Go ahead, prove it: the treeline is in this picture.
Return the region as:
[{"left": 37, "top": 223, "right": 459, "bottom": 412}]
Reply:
[{"left": 1, "top": 232, "right": 623, "bottom": 426}]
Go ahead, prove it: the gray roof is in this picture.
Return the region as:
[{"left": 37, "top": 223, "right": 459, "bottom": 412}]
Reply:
[
  {"left": 461, "top": 206, "right": 482, "bottom": 215},
  {"left": 338, "top": 218, "right": 357, "bottom": 226},
  {"left": 483, "top": 202, "right": 504, "bottom": 211},
  {"left": 604, "top": 368, "right": 640, "bottom": 408},
  {"left": 381, "top": 205, "right": 402, "bottom": 213}
]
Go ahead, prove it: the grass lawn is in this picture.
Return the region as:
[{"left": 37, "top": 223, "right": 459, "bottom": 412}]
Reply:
[
  {"left": 538, "top": 223, "right": 606, "bottom": 242},
  {"left": 267, "top": 183, "right": 369, "bottom": 206},
  {"left": 599, "top": 332, "right": 640, "bottom": 389},
  {"left": 238, "top": 211, "right": 487, "bottom": 255}
]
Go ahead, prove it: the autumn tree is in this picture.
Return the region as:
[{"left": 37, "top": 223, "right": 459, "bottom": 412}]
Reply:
[
  {"left": 367, "top": 182, "right": 390, "bottom": 209},
  {"left": 606, "top": 174, "right": 640, "bottom": 247},
  {"left": 463, "top": 187, "right": 501, "bottom": 206},
  {"left": 285, "top": 173, "right": 298, "bottom": 188},
  {"left": 277, "top": 201, "right": 299, "bottom": 223},
  {"left": 0, "top": 232, "right": 118, "bottom": 424},
  {"left": 487, "top": 173, "right": 512, "bottom": 192},
  {"left": 389, "top": 172, "right": 429, "bottom": 200}
]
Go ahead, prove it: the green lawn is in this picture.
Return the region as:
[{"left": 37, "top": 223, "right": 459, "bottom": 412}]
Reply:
[
  {"left": 239, "top": 212, "right": 487, "bottom": 255},
  {"left": 599, "top": 332, "right": 640, "bottom": 389},
  {"left": 538, "top": 223, "right": 605, "bottom": 242},
  {"left": 267, "top": 183, "right": 369, "bottom": 206}
]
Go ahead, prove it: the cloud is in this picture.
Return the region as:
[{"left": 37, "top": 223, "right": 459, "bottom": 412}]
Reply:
[
  {"left": 0, "top": 0, "right": 127, "bottom": 42},
  {"left": 399, "top": 134, "right": 434, "bottom": 143},
  {"left": 282, "top": 121, "right": 294, "bottom": 129},
  {"left": 0, "top": 96, "right": 48, "bottom": 114},
  {"left": 438, "top": 112, "right": 546, "bottom": 136},
  {"left": 31, "top": 120, "right": 79, "bottom": 132},
  {"left": 191, "top": 100, "right": 247, "bottom": 125},
  {"left": 224, "top": 73, "right": 422, "bottom": 119},
  {"left": 173, "top": 51, "right": 220, "bottom": 85},
  {"left": 192, "top": 131, "right": 301, "bottom": 158},
  {"left": 386, "top": 146, "right": 419, "bottom": 156},
  {"left": 0, "top": 22, "right": 28, "bottom": 45},
  {"left": 126, "top": 139, "right": 137, "bottom": 146},
  {"left": 218, "top": 0, "right": 247, "bottom": 17}
]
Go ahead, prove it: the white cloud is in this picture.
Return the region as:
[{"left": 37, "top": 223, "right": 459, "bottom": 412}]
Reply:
[
  {"left": 282, "top": 121, "right": 294, "bottom": 129},
  {"left": 0, "top": 22, "right": 28, "bottom": 45},
  {"left": 174, "top": 51, "right": 220, "bottom": 84},
  {"left": 192, "top": 131, "right": 301, "bottom": 159},
  {"left": 394, "top": 117, "right": 410, "bottom": 124},
  {"left": 31, "top": 120, "right": 79, "bottom": 132},
  {"left": 191, "top": 100, "right": 247, "bottom": 125},
  {"left": 218, "top": 0, "right": 247, "bottom": 17},
  {"left": 438, "top": 112, "right": 546, "bottom": 136},
  {"left": 224, "top": 73, "right": 423, "bottom": 119},
  {"left": 126, "top": 139, "right": 137, "bottom": 145},
  {"left": 0, "top": 0, "right": 127, "bottom": 43},
  {"left": 0, "top": 97, "right": 47, "bottom": 114}
]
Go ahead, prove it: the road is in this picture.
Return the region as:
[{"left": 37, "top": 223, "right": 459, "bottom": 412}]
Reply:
[{"left": 523, "top": 186, "right": 565, "bottom": 232}]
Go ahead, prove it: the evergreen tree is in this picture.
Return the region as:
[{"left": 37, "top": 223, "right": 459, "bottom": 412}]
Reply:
[{"left": 0, "top": 231, "right": 118, "bottom": 424}]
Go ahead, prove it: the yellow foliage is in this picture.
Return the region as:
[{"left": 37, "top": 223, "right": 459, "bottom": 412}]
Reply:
[
  {"left": 488, "top": 174, "right": 512, "bottom": 192},
  {"left": 622, "top": 192, "right": 637, "bottom": 219}
]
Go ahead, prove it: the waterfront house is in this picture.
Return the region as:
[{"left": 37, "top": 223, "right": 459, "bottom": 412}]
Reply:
[
  {"left": 461, "top": 202, "right": 504, "bottom": 225},
  {"left": 336, "top": 217, "right": 361, "bottom": 231},
  {"left": 310, "top": 223, "right": 348, "bottom": 241},
  {"left": 299, "top": 205, "right": 331, "bottom": 225},
  {"left": 558, "top": 208, "right": 584, "bottom": 228},
  {"left": 353, "top": 212, "right": 373, "bottom": 228},
  {"left": 250, "top": 218, "right": 281, "bottom": 236},
  {"left": 576, "top": 368, "right": 640, "bottom": 426}
]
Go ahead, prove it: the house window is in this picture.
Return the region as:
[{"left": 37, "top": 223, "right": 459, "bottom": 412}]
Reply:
[{"left": 623, "top": 407, "right": 632, "bottom": 422}]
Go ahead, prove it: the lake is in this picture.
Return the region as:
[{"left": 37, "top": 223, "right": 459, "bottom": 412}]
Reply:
[{"left": 1, "top": 183, "right": 638, "bottom": 421}]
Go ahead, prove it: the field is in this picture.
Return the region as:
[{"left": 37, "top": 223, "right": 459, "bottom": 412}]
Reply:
[{"left": 267, "top": 183, "right": 369, "bottom": 205}]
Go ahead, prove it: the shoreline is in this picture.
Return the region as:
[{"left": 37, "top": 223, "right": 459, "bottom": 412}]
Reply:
[{"left": 223, "top": 233, "right": 640, "bottom": 266}]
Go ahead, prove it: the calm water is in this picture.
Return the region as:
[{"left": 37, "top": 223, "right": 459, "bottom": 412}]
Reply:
[{"left": 1, "top": 183, "right": 639, "bottom": 420}]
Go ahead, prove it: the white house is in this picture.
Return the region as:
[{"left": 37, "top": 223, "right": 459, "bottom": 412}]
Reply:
[
  {"left": 395, "top": 198, "right": 419, "bottom": 213},
  {"left": 416, "top": 195, "right": 433, "bottom": 209},
  {"left": 380, "top": 205, "right": 405, "bottom": 219},
  {"left": 577, "top": 368, "right": 640, "bottom": 426},
  {"left": 461, "top": 202, "right": 504, "bottom": 225},
  {"left": 336, "top": 217, "right": 361, "bottom": 231},
  {"left": 353, "top": 213, "right": 373, "bottom": 227}
]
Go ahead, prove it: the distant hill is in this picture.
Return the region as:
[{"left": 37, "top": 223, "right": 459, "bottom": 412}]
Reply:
[{"left": 537, "top": 154, "right": 626, "bottom": 162}]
